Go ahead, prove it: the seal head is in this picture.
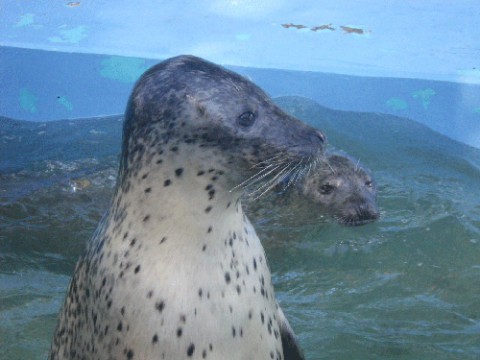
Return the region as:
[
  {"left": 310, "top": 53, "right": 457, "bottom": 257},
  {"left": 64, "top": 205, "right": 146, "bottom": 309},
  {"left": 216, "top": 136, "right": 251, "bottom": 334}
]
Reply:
[
  {"left": 301, "top": 152, "right": 379, "bottom": 226},
  {"left": 120, "top": 55, "right": 326, "bottom": 191}
]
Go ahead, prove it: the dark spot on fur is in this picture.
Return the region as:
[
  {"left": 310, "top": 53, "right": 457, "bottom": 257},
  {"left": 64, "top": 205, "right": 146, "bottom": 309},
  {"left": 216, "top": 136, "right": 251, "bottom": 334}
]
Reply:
[
  {"left": 155, "top": 301, "right": 165, "bottom": 313},
  {"left": 187, "top": 343, "right": 195, "bottom": 356},
  {"left": 152, "top": 334, "right": 158, "bottom": 343},
  {"left": 144, "top": 187, "right": 152, "bottom": 193},
  {"left": 164, "top": 179, "right": 171, "bottom": 187},
  {"left": 205, "top": 206, "right": 212, "bottom": 213},
  {"left": 134, "top": 265, "right": 141, "bottom": 274},
  {"left": 225, "top": 272, "right": 231, "bottom": 283},
  {"left": 197, "top": 170, "right": 205, "bottom": 176},
  {"left": 175, "top": 168, "right": 184, "bottom": 177},
  {"left": 207, "top": 226, "right": 212, "bottom": 233},
  {"left": 208, "top": 190, "right": 215, "bottom": 200},
  {"left": 177, "top": 327, "right": 183, "bottom": 337},
  {"left": 143, "top": 215, "right": 150, "bottom": 222}
]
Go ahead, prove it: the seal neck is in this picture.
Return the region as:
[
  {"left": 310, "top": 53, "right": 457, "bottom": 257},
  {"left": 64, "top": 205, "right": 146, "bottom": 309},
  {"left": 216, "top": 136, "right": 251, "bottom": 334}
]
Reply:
[{"left": 113, "top": 145, "right": 245, "bottom": 236}]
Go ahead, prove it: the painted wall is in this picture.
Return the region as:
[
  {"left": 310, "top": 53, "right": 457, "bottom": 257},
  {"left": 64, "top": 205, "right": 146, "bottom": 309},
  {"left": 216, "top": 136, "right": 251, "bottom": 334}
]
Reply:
[{"left": 1, "top": 47, "right": 479, "bottom": 148}]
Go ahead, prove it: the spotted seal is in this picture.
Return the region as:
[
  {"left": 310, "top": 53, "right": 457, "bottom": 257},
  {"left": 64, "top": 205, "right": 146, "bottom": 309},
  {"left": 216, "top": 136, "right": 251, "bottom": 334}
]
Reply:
[
  {"left": 245, "top": 151, "right": 379, "bottom": 229},
  {"left": 298, "top": 152, "right": 379, "bottom": 226},
  {"left": 50, "top": 55, "right": 325, "bottom": 359}
]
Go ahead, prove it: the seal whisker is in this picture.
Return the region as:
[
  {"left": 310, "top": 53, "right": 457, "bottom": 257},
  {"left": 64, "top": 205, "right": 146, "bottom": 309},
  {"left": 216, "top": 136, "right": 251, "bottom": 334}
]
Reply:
[
  {"left": 295, "top": 161, "right": 311, "bottom": 183},
  {"left": 231, "top": 164, "right": 282, "bottom": 192},
  {"left": 286, "top": 163, "right": 304, "bottom": 188},
  {"left": 248, "top": 162, "right": 294, "bottom": 200},
  {"left": 252, "top": 153, "right": 288, "bottom": 168},
  {"left": 306, "top": 155, "right": 314, "bottom": 177},
  {"left": 280, "top": 161, "right": 299, "bottom": 190},
  {"left": 327, "top": 162, "right": 336, "bottom": 174},
  {"left": 248, "top": 164, "right": 291, "bottom": 196}
]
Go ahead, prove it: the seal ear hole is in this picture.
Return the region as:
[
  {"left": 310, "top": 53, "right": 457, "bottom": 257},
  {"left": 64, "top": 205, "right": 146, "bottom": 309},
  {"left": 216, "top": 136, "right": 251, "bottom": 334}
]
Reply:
[
  {"left": 237, "top": 111, "right": 256, "bottom": 128},
  {"left": 319, "top": 184, "right": 335, "bottom": 195}
]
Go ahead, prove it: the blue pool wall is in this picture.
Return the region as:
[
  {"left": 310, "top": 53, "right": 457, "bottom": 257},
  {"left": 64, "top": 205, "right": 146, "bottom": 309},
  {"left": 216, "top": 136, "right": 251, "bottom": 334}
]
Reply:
[{"left": 1, "top": 46, "right": 479, "bottom": 148}]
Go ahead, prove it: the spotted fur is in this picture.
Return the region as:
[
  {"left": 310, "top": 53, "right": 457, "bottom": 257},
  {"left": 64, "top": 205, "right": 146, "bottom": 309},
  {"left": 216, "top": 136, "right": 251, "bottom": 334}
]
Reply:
[{"left": 50, "top": 55, "right": 324, "bottom": 359}]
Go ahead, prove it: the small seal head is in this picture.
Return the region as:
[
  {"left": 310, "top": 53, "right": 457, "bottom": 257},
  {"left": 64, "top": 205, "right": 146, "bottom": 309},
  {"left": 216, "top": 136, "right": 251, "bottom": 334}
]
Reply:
[{"left": 300, "top": 152, "right": 379, "bottom": 226}]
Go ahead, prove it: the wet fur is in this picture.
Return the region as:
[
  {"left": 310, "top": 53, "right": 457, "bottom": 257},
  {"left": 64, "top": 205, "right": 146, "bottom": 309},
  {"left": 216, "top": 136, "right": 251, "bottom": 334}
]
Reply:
[{"left": 50, "top": 55, "right": 325, "bottom": 359}]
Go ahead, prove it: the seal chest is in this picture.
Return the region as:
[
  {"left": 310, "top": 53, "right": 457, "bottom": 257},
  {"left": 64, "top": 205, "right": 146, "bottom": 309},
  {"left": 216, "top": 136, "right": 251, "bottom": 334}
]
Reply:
[{"left": 50, "top": 55, "right": 325, "bottom": 359}]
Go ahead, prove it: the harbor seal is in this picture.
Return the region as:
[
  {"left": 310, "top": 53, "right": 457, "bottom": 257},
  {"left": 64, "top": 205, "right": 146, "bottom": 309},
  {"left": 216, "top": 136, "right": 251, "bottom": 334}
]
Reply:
[
  {"left": 50, "top": 55, "right": 325, "bottom": 359},
  {"left": 298, "top": 152, "right": 379, "bottom": 226},
  {"left": 244, "top": 151, "right": 379, "bottom": 229}
]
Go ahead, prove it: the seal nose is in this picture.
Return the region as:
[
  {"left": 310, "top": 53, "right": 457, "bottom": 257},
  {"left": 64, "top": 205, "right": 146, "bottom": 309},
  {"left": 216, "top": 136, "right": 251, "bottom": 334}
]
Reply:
[{"left": 357, "top": 203, "right": 380, "bottom": 221}]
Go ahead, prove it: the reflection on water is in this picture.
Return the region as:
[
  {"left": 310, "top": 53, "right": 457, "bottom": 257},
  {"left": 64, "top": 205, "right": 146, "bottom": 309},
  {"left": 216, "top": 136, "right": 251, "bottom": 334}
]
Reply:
[{"left": 1, "top": 97, "right": 479, "bottom": 359}]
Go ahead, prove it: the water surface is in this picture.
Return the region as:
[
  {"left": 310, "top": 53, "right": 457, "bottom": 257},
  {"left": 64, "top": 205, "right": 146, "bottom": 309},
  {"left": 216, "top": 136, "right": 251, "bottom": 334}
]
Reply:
[{"left": 1, "top": 96, "right": 479, "bottom": 359}]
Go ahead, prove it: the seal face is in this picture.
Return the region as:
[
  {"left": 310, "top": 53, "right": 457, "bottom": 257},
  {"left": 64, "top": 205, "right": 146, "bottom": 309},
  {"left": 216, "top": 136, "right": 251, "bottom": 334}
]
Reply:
[
  {"left": 300, "top": 152, "right": 379, "bottom": 226},
  {"left": 50, "top": 55, "right": 325, "bottom": 359}
]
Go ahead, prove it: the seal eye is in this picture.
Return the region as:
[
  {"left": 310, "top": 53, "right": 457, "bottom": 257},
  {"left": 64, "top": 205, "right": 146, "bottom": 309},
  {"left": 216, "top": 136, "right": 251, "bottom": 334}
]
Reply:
[
  {"left": 237, "top": 112, "right": 256, "bottom": 128},
  {"left": 319, "top": 184, "right": 335, "bottom": 195},
  {"left": 365, "top": 180, "right": 373, "bottom": 188}
]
